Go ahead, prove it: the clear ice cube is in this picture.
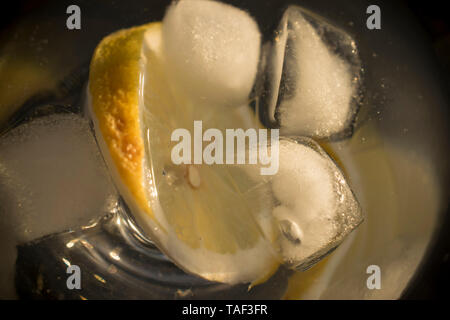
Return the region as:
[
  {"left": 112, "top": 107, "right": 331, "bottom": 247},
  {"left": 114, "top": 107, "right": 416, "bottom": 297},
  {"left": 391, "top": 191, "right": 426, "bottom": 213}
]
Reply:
[{"left": 258, "top": 6, "right": 363, "bottom": 140}]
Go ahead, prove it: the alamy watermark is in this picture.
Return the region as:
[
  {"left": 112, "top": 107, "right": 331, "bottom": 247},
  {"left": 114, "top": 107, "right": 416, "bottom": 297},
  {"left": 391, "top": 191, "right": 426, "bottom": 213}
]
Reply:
[
  {"left": 66, "top": 5, "right": 81, "bottom": 30},
  {"left": 366, "top": 5, "right": 381, "bottom": 30},
  {"left": 66, "top": 264, "right": 81, "bottom": 290},
  {"left": 171, "top": 121, "right": 279, "bottom": 175},
  {"left": 366, "top": 264, "right": 381, "bottom": 290}
]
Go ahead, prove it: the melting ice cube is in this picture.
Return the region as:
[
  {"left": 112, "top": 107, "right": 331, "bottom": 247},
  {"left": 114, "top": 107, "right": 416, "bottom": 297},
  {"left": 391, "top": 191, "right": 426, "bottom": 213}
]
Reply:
[
  {"left": 272, "top": 137, "right": 362, "bottom": 270},
  {"left": 0, "top": 113, "right": 116, "bottom": 243},
  {"left": 241, "top": 137, "right": 363, "bottom": 270},
  {"left": 162, "top": 0, "right": 261, "bottom": 108},
  {"left": 259, "top": 6, "right": 363, "bottom": 139}
]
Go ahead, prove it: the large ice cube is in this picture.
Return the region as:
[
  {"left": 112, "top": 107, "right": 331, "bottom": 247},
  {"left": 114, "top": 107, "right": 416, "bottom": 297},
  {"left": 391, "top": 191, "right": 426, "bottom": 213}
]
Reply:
[
  {"left": 259, "top": 6, "right": 362, "bottom": 139},
  {"left": 240, "top": 136, "right": 362, "bottom": 270},
  {"left": 0, "top": 113, "right": 116, "bottom": 298},
  {"left": 272, "top": 137, "right": 362, "bottom": 269},
  {"left": 0, "top": 113, "right": 116, "bottom": 243},
  {"left": 162, "top": 0, "right": 261, "bottom": 108}
]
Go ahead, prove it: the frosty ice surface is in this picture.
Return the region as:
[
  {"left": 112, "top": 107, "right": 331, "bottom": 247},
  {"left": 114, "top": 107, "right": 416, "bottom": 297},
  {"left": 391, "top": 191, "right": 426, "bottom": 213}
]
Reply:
[
  {"left": 241, "top": 137, "right": 363, "bottom": 270},
  {"left": 259, "top": 6, "right": 363, "bottom": 139}
]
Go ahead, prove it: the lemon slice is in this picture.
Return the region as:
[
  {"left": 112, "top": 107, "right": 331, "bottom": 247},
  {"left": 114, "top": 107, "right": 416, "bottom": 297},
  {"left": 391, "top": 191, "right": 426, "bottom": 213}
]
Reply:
[{"left": 88, "top": 22, "right": 280, "bottom": 285}]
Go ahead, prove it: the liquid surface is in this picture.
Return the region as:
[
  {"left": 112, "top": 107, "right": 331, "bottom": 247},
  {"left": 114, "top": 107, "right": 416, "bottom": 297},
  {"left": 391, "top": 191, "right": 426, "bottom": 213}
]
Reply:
[{"left": 0, "top": 0, "right": 448, "bottom": 299}]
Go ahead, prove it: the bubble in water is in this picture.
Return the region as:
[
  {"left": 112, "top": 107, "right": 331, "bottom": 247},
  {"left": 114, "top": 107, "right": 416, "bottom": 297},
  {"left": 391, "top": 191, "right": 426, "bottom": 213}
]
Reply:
[{"left": 278, "top": 219, "right": 303, "bottom": 245}]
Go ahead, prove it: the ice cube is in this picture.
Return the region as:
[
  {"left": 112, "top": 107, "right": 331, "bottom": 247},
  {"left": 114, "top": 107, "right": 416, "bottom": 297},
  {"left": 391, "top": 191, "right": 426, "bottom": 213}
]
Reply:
[
  {"left": 0, "top": 113, "right": 116, "bottom": 243},
  {"left": 235, "top": 136, "right": 362, "bottom": 270},
  {"left": 270, "top": 137, "right": 362, "bottom": 270},
  {"left": 0, "top": 113, "right": 117, "bottom": 298},
  {"left": 259, "top": 6, "right": 362, "bottom": 139},
  {"left": 162, "top": 0, "right": 261, "bottom": 107}
]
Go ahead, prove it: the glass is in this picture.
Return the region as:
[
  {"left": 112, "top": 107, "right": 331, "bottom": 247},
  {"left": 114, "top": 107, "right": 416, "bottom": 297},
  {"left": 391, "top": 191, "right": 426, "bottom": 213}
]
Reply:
[{"left": 0, "top": 0, "right": 448, "bottom": 299}]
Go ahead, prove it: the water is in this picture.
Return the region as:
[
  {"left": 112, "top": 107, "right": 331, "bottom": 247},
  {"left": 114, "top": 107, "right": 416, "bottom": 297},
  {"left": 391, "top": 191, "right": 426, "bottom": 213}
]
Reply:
[
  {"left": 285, "top": 123, "right": 442, "bottom": 299},
  {"left": 137, "top": 0, "right": 363, "bottom": 281},
  {"left": 0, "top": 0, "right": 448, "bottom": 299},
  {"left": 2, "top": 0, "right": 362, "bottom": 297}
]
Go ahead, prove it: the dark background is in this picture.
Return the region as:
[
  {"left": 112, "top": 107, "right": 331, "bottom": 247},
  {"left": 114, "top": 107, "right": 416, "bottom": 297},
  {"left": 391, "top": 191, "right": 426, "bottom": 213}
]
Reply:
[
  {"left": 0, "top": 0, "right": 448, "bottom": 300},
  {"left": 394, "top": 1, "right": 450, "bottom": 300}
]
